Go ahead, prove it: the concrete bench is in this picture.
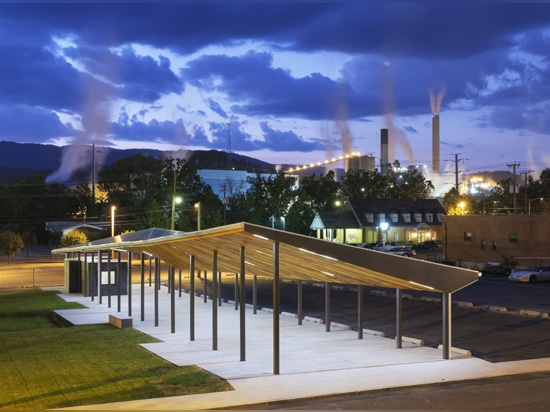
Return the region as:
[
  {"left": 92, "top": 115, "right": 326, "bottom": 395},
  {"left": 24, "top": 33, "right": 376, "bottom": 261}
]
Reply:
[{"left": 109, "top": 314, "right": 133, "bottom": 329}]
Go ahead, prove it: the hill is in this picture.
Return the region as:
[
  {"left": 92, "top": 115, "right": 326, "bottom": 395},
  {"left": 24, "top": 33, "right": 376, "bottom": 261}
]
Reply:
[{"left": 0, "top": 141, "right": 275, "bottom": 183}]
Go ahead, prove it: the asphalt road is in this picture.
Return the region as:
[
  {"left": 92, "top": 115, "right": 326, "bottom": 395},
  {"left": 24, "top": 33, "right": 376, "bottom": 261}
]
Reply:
[{"left": 236, "top": 371, "right": 550, "bottom": 410}]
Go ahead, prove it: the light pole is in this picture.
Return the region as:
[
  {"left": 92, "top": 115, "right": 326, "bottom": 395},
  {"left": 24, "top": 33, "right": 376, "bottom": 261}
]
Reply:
[
  {"left": 483, "top": 200, "right": 497, "bottom": 215},
  {"left": 380, "top": 221, "right": 389, "bottom": 242},
  {"left": 529, "top": 197, "right": 543, "bottom": 215},
  {"left": 111, "top": 206, "right": 116, "bottom": 238},
  {"left": 111, "top": 205, "right": 116, "bottom": 259},
  {"left": 280, "top": 216, "right": 285, "bottom": 231},
  {"left": 194, "top": 202, "right": 201, "bottom": 230},
  {"left": 171, "top": 196, "right": 182, "bottom": 230}
]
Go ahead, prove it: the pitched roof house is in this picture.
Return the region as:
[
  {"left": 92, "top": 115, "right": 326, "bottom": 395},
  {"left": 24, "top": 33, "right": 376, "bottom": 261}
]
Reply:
[{"left": 311, "top": 198, "right": 445, "bottom": 245}]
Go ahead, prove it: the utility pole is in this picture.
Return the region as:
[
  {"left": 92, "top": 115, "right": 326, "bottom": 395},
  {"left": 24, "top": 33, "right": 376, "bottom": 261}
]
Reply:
[
  {"left": 449, "top": 154, "right": 465, "bottom": 192},
  {"left": 519, "top": 169, "right": 534, "bottom": 214},
  {"left": 227, "top": 122, "right": 232, "bottom": 170},
  {"left": 507, "top": 162, "right": 521, "bottom": 214}
]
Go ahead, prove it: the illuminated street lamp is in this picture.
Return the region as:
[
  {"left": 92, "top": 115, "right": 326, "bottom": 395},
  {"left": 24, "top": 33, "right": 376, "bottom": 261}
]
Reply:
[
  {"left": 458, "top": 202, "right": 465, "bottom": 216},
  {"left": 111, "top": 205, "right": 116, "bottom": 259},
  {"left": 171, "top": 196, "right": 182, "bottom": 230},
  {"left": 111, "top": 205, "right": 116, "bottom": 238},
  {"left": 380, "top": 221, "right": 389, "bottom": 242},
  {"left": 194, "top": 202, "right": 201, "bottom": 230},
  {"left": 529, "top": 197, "right": 543, "bottom": 215}
]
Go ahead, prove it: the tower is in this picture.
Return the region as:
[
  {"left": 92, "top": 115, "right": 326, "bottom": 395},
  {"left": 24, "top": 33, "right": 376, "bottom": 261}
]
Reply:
[
  {"left": 432, "top": 115, "right": 440, "bottom": 175},
  {"left": 380, "top": 128, "right": 389, "bottom": 176}
]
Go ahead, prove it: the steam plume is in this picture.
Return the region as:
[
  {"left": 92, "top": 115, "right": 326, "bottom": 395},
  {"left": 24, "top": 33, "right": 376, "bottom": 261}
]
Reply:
[{"left": 429, "top": 87, "right": 446, "bottom": 115}]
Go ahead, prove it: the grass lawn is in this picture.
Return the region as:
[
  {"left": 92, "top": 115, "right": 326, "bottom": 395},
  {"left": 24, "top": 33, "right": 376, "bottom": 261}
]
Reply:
[{"left": 0, "top": 288, "right": 232, "bottom": 410}]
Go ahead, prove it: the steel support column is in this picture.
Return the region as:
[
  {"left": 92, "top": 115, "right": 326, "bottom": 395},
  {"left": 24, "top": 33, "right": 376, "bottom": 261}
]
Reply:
[
  {"left": 396, "top": 288, "right": 402, "bottom": 349},
  {"left": 253, "top": 274, "right": 257, "bottom": 314},
  {"left": 140, "top": 254, "right": 145, "bottom": 321},
  {"left": 358, "top": 285, "right": 364, "bottom": 339},
  {"left": 443, "top": 292, "right": 451, "bottom": 359},
  {"left": 212, "top": 251, "right": 218, "bottom": 350},
  {"left": 297, "top": 280, "right": 303, "bottom": 325},
  {"left": 273, "top": 241, "right": 280, "bottom": 375},
  {"left": 325, "top": 282, "right": 331, "bottom": 332},
  {"left": 178, "top": 268, "right": 182, "bottom": 298},
  {"left": 154, "top": 258, "right": 159, "bottom": 327},
  {"left": 234, "top": 273, "right": 239, "bottom": 311},
  {"left": 170, "top": 265, "right": 175, "bottom": 334},
  {"left": 107, "top": 252, "right": 112, "bottom": 308},
  {"left": 116, "top": 251, "right": 121, "bottom": 312},
  {"left": 127, "top": 252, "right": 132, "bottom": 316},
  {"left": 239, "top": 246, "right": 246, "bottom": 361},
  {"left": 189, "top": 255, "right": 195, "bottom": 341}
]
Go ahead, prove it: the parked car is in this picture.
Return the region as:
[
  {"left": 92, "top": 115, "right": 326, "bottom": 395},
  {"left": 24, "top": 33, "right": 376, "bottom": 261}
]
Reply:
[
  {"left": 411, "top": 240, "right": 438, "bottom": 251},
  {"left": 371, "top": 242, "right": 395, "bottom": 251},
  {"left": 385, "top": 246, "right": 416, "bottom": 257},
  {"left": 508, "top": 265, "right": 550, "bottom": 283},
  {"left": 481, "top": 262, "right": 511, "bottom": 276}
]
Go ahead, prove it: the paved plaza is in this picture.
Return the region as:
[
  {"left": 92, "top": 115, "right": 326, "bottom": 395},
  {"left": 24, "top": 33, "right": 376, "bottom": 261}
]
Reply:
[{"left": 51, "top": 283, "right": 550, "bottom": 410}]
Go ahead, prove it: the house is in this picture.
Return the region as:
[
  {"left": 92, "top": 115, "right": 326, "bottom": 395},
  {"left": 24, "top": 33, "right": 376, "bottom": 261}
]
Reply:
[{"left": 310, "top": 198, "right": 445, "bottom": 246}]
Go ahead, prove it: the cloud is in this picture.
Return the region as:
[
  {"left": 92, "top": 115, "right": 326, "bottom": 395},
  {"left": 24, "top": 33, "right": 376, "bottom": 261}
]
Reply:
[
  {"left": 259, "top": 122, "right": 321, "bottom": 152},
  {"left": 182, "top": 51, "right": 355, "bottom": 120},
  {"left": 0, "top": 104, "right": 74, "bottom": 142}
]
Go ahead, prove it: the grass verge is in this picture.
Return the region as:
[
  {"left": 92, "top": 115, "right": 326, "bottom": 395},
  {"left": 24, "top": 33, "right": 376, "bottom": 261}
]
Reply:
[{"left": 0, "top": 288, "right": 232, "bottom": 410}]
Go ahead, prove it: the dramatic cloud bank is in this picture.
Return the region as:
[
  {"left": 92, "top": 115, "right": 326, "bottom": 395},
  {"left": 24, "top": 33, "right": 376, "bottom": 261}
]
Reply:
[{"left": 1, "top": 2, "right": 550, "bottom": 178}]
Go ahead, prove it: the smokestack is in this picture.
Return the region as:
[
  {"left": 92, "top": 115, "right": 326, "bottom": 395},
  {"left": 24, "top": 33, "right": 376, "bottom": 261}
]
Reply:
[
  {"left": 432, "top": 115, "right": 440, "bottom": 175},
  {"left": 380, "top": 128, "right": 389, "bottom": 176}
]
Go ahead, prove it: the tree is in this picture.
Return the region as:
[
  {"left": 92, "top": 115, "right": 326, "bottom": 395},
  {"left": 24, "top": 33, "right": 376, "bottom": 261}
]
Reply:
[
  {"left": 245, "top": 173, "right": 299, "bottom": 227},
  {"left": 341, "top": 169, "right": 387, "bottom": 199},
  {"left": 49, "top": 231, "right": 63, "bottom": 249},
  {"left": 61, "top": 230, "right": 88, "bottom": 247},
  {"left": 300, "top": 170, "right": 341, "bottom": 211},
  {"left": 21, "top": 231, "right": 38, "bottom": 257},
  {"left": 0, "top": 231, "right": 24, "bottom": 264},
  {"left": 387, "top": 168, "right": 435, "bottom": 200}
]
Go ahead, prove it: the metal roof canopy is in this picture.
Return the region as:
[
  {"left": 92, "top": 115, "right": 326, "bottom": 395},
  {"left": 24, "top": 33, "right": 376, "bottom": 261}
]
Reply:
[
  {"left": 52, "top": 222, "right": 479, "bottom": 367},
  {"left": 53, "top": 222, "right": 478, "bottom": 294}
]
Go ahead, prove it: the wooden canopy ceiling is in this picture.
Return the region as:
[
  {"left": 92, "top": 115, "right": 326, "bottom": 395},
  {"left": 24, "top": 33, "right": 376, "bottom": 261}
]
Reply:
[{"left": 52, "top": 222, "right": 479, "bottom": 293}]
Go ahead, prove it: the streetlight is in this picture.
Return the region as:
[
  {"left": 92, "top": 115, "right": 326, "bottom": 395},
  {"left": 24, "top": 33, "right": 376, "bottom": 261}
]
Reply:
[
  {"left": 111, "top": 205, "right": 116, "bottom": 259},
  {"left": 483, "top": 200, "right": 497, "bottom": 215},
  {"left": 458, "top": 202, "right": 465, "bottom": 216},
  {"left": 280, "top": 216, "right": 285, "bottom": 231},
  {"left": 529, "top": 197, "right": 543, "bottom": 215},
  {"left": 380, "top": 221, "right": 389, "bottom": 242},
  {"left": 194, "top": 202, "right": 201, "bottom": 230},
  {"left": 171, "top": 196, "right": 182, "bottom": 230},
  {"left": 110, "top": 205, "right": 116, "bottom": 238}
]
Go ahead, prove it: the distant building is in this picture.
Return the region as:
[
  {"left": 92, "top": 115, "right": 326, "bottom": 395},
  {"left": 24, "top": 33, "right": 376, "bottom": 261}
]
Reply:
[
  {"left": 443, "top": 214, "right": 550, "bottom": 269},
  {"left": 198, "top": 169, "right": 299, "bottom": 201},
  {"left": 310, "top": 198, "right": 445, "bottom": 245}
]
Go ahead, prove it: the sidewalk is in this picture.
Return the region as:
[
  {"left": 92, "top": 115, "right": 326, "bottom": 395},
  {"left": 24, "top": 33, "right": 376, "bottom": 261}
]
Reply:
[{"left": 53, "top": 284, "right": 550, "bottom": 410}]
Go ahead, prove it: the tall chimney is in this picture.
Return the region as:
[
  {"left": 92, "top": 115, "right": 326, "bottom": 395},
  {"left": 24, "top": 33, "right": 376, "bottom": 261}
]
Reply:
[
  {"left": 380, "top": 128, "right": 389, "bottom": 176},
  {"left": 432, "top": 115, "right": 440, "bottom": 175}
]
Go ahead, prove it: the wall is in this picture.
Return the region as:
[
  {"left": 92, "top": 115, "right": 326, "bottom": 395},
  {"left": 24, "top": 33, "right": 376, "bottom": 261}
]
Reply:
[{"left": 442, "top": 215, "right": 550, "bottom": 268}]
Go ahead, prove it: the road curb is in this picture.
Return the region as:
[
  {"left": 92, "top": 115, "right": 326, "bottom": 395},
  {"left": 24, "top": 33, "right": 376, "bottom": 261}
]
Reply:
[
  {"left": 520, "top": 309, "right": 550, "bottom": 318},
  {"left": 437, "top": 344, "right": 472, "bottom": 356}
]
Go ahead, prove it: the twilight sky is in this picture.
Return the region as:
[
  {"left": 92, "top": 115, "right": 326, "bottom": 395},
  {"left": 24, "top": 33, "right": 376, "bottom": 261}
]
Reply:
[{"left": 1, "top": 1, "right": 550, "bottom": 184}]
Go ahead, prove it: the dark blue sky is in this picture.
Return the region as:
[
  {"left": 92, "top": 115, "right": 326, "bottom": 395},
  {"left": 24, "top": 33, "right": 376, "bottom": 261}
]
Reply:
[{"left": 1, "top": 1, "right": 550, "bottom": 181}]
